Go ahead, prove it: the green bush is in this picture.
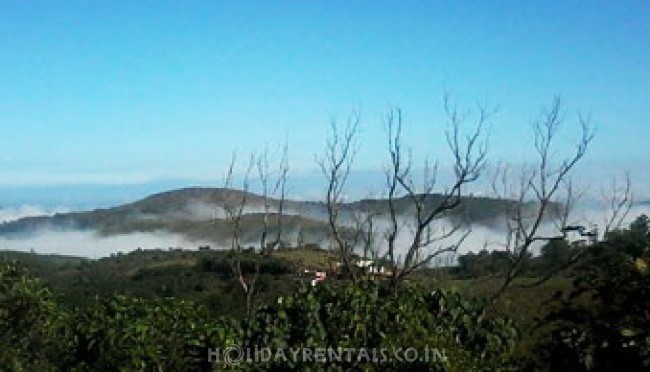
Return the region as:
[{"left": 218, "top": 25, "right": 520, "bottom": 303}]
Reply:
[
  {"left": 198, "top": 255, "right": 294, "bottom": 277},
  {"left": 531, "top": 215, "right": 650, "bottom": 371},
  {"left": 231, "top": 281, "right": 519, "bottom": 371},
  {"left": 0, "top": 260, "right": 59, "bottom": 371},
  {"left": 54, "top": 295, "right": 230, "bottom": 371},
  {"left": 2, "top": 259, "right": 521, "bottom": 371}
]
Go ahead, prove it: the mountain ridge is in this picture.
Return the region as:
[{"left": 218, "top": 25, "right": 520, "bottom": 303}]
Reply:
[{"left": 0, "top": 187, "right": 551, "bottom": 248}]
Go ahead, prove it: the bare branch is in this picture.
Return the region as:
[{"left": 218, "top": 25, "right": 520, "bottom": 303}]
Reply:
[
  {"left": 316, "top": 113, "right": 361, "bottom": 281},
  {"left": 383, "top": 95, "right": 490, "bottom": 287},
  {"left": 491, "top": 96, "right": 595, "bottom": 301},
  {"left": 218, "top": 146, "right": 290, "bottom": 317},
  {"left": 602, "top": 172, "right": 633, "bottom": 235}
]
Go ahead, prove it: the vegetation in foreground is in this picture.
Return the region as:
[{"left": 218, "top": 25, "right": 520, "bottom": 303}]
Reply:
[{"left": 1, "top": 215, "right": 649, "bottom": 370}]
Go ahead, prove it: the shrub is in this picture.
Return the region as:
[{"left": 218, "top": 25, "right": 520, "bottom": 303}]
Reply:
[
  {"left": 0, "top": 260, "right": 59, "bottom": 371},
  {"left": 228, "top": 281, "right": 519, "bottom": 371},
  {"left": 532, "top": 215, "right": 650, "bottom": 371}
]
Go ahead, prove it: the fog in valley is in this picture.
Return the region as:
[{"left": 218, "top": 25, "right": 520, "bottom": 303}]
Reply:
[{"left": 1, "top": 196, "right": 647, "bottom": 261}]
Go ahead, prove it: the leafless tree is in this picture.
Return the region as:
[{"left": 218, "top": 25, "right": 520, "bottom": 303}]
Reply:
[
  {"left": 315, "top": 114, "right": 361, "bottom": 281},
  {"left": 257, "top": 142, "right": 290, "bottom": 255},
  {"left": 490, "top": 96, "right": 594, "bottom": 300},
  {"left": 601, "top": 172, "right": 633, "bottom": 236},
  {"left": 220, "top": 152, "right": 255, "bottom": 253},
  {"left": 383, "top": 96, "right": 489, "bottom": 288},
  {"left": 352, "top": 200, "right": 379, "bottom": 264},
  {"left": 218, "top": 145, "right": 289, "bottom": 316},
  {"left": 218, "top": 152, "right": 256, "bottom": 314},
  {"left": 341, "top": 195, "right": 383, "bottom": 280}
]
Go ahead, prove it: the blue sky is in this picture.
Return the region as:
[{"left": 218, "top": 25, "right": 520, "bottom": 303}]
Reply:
[{"left": 0, "top": 1, "right": 648, "bottom": 205}]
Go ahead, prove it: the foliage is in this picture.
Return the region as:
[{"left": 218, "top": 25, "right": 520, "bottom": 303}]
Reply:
[
  {"left": 454, "top": 239, "right": 580, "bottom": 279},
  {"left": 55, "top": 296, "right": 228, "bottom": 371},
  {"left": 198, "top": 253, "right": 295, "bottom": 277},
  {"left": 0, "top": 248, "right": 300, "bottom": 317},
  {"left": 0, "top": 260, "right": 59, "bottom": 371},
  {"left": 4, "top": 215, "right": 649, "bottom": 371},
  {"left": 531, "top": 215, "right": 650, "bottom": 371},
  {"left": 536, "top": 238, "right": 574, "bottom": 275},
  {"left": 1, "top": 259, "right": 521, "bottom": 371},
  {"left": 231, "top": 281, "right": 519, "bottom": 371},
  {"left": 455, "top": 250, "right": 518, "bottom": 278}
]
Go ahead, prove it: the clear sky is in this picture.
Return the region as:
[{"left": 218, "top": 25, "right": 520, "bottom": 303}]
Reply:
[{"left": 0, "top": 1, "right": 648, "bottom": 203}]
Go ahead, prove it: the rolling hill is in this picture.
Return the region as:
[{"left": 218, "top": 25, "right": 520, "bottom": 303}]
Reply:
[{"left": 0, "top": 187, "right": 554, "bottom": 249}]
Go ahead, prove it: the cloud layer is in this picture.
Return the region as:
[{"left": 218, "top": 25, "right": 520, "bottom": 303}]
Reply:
[{"left": 0, "top": 228, "right": 212, "bottom": 259}]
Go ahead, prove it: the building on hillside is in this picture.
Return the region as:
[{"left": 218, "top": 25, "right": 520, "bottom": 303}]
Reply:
[
  {"left": 303, "top": 269, "right": 327, "bottom": 287},
  {"left": 332, "top": 257, "right": 393, "bottom": 278}
]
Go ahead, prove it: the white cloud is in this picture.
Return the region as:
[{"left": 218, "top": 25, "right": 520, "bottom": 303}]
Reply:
[{"left": 0, "top": 229, "right": 214, "bottom": 259}]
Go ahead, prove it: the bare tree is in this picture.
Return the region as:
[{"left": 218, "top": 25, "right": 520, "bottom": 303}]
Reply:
[
  {"left": 383, "top": 97, "right": 489, "bottom": 288},
  {"left": 218, "top": 145, "right": 289, "bottom": 316},
  {"left": 490, "top": 96, "right": 594, "bottom": 300},
  {"left": 219, "top": 152, "right": 256, "bottom": 314},
  {"left": 524, "top": 172, "right": 635, "bottom": 292},
  {"left": 351, "top": 199, "right": 379, "bottom": 265},
  {"left": 257, "top": 142, "right": 290, "bottom": 255},
  {"left": 220, "top": 152, "right": 256, "bottom": 253},
  {"left": 315, "top": 114, "right": 361, "bottom": 281},
  {"left": 315, "top": 99, "right": 489, "bottom": 285},
  {"left": 602, "top": 172, "right": 633, "bottom": 236},
  {"left": 338, "top": 195, "right": 383, "bottom": 280}
]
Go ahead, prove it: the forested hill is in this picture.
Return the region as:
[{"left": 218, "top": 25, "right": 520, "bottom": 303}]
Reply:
[{"left": 0, "top": 187, "right": 557, "bottom": 245}]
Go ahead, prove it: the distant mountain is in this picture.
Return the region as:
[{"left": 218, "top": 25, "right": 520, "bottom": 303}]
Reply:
[{"left": 0, "top": 187, "right": 554, "bottom": 248}]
